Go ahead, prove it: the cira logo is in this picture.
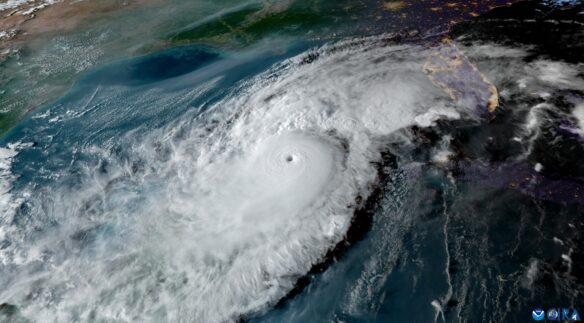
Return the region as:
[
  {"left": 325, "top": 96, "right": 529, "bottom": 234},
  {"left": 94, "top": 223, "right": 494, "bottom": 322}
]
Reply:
[{"left": 548, "top": 308, "right": 560, "bottom": 320}]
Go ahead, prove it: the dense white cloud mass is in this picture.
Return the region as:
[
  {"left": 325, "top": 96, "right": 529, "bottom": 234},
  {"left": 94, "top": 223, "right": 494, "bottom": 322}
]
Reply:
[
  {"left": 0, "top": 36, "right": 480, "bottom": 322},
  {"left": 2, "top": 33, "right": 582, "bottom": 322}
]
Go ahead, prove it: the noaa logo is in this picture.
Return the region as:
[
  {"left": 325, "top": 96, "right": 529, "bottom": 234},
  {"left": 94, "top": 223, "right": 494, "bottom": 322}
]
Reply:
[{"left": 532, "top": 308, "right": 545, "bottom": 321}]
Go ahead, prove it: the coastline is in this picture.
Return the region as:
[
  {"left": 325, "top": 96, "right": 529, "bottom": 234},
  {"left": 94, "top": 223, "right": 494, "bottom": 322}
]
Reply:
[
  {"left": 0, "top": 0, "right": 519, "bottom": 136},
  {"left": 0, "top": 0, "right": 166, "bottom": 134},
  {"left": 1, "top": 0, "right": 161, "bottom": 62}
]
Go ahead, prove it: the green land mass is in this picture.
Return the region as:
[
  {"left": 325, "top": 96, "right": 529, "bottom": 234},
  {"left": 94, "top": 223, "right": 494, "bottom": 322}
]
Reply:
[
  {"left": 0, "top": 0, "right": 372, "bottom": 136},
  {"left": 170, "top": 1, "right": 367, "bottom": 46}
]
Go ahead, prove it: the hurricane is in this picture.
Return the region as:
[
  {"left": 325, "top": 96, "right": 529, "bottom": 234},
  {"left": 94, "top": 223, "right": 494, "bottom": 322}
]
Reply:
[
  {"left": 0, "top": 34, "right": 468, "bottom": 322},
  {"left": 1, "top": 1, "right": 583, "bottom": 322}
]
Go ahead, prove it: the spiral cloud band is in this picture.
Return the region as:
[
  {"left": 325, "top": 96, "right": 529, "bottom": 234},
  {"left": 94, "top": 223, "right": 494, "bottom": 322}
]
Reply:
[{"left": 0, "top": 36, "right": 471, "bottom": 322}]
